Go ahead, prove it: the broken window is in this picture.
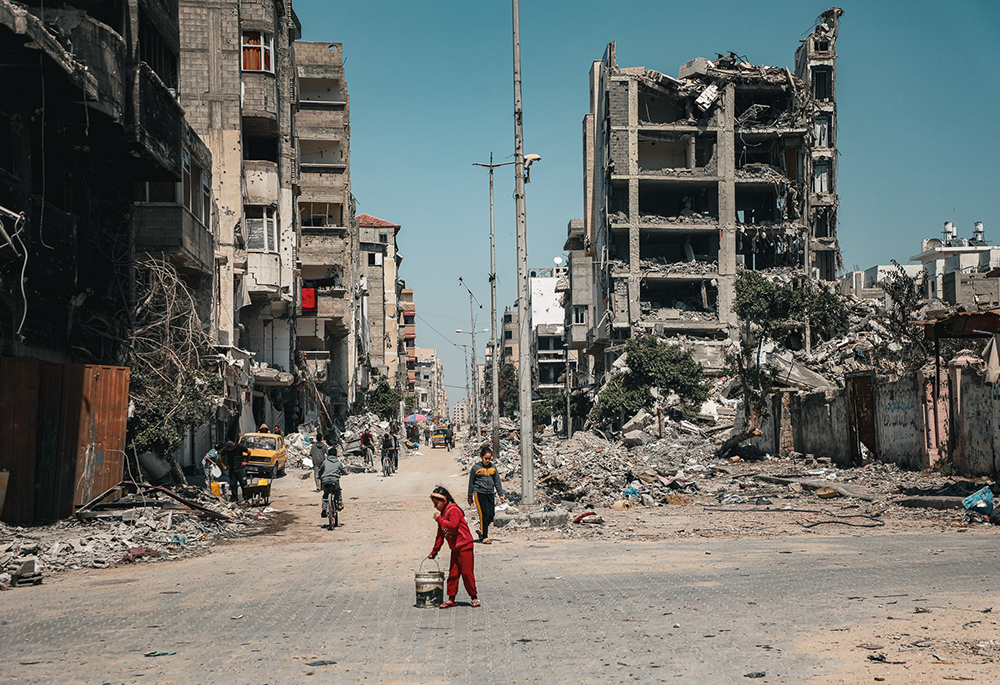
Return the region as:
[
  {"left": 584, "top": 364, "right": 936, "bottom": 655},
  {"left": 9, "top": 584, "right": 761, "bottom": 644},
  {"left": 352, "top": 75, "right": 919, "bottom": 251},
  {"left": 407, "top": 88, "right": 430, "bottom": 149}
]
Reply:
[
  {"left": 243, "top": 135, "right": 279, "bottom": 163},
  {"left": 138, "top": 9, "right": 178, "bottom": 88},
  {"left": 811, "top": 67, "right": 832, "bottom": 101},
  {"left": 242, "top": 31, "right": 274, "bottom": 73},
  {"left": 300, "top": 202, "right": 343, "bottom": 227},
  {"left": 813, "top": 162, "right": 831, "bottom": 193},
  {"left": 814, "top": 38, "right": 831, "bottom": 52},
  {"left": 573, "top": 305, "right": 587, "bottom": 325},
  {"left": 134, "top": 181, "right": 177, "bottom": 203},
  {"left": 813, "top": 116, "right": 830, "bottom": 147},
  {"left": 245, "top": 206, "right": 278, "bottom": 252},
  {"left": 201, "top": 170, "right": 211, "bottom": 226},
  {"left": 814, "top": 207, "right": 835, "bottom": 238},
  {"left": 182, "top": 149, "right": 192, "bottom": 209}
]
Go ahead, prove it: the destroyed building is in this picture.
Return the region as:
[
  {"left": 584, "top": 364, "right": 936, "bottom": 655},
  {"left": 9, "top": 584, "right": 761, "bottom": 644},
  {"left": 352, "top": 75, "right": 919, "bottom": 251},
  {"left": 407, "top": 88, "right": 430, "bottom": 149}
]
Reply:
[
  {"left": 0, "top": 0, "right": 212, "bottom": 521},
  {"left": 571, "top": 8, "right": 844, "bottom": 385},
  {"left": 179, "top": 0, "right": 302, "bottom": 429},
  {"left": 294, "top": 41, "right": 358, "bottom": 419}
]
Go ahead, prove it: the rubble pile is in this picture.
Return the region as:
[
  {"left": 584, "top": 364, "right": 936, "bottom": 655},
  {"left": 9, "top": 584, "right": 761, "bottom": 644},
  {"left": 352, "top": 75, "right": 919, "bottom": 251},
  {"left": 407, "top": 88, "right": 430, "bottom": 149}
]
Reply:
[{"left": 0, "top": 484, "right": 268, "bottom": 589}]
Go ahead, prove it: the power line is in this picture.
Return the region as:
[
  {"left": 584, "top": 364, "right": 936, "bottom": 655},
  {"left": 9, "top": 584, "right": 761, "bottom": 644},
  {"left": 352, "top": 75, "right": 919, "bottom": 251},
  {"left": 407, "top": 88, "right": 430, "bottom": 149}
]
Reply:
[{"left": 414, "top": 313, "right": 461, "bottom": 349}]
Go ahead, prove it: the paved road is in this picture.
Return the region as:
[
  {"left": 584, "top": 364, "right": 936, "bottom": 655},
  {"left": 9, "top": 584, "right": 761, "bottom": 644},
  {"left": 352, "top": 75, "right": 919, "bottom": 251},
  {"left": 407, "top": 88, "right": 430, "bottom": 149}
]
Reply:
[{"left": 2, "top": 447, "right": 998, "bottom": 684}]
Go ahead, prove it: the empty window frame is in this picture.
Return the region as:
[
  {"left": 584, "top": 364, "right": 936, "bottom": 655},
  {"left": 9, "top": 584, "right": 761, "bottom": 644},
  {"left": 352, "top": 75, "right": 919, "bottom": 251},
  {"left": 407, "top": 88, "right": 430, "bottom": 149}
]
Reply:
[
  {"left": 813, "top": 116, "right": 830, "bottom": 147},
  {"left": 573, "top": 305, "right": 587, "bottom": 325},
  {"left": 201, "top": 170, "right": 211, "bottom": 226},
  {"left": 242, "top": 31, "right": 274, "bottom": 73},
  {"left": 812, "top": 67, "right": 833, "bottom": 101},
  {"left": 245, "top": 206, "right": 279, "bottom": 252},
  {"left": 813, "top": 162, "right": 831, "bottom": 193},
  {"left": 243, "top": 136, "right": 279, "bottom": 163},
  {"left": 134, "top": 180, "right": 177, "bottom": 203},
  {"left": 367, "top": 252, "right": 377, "bottom": 266},
  {"left": 138, "top": 9, "right": 178, "bottom": 88},
  {"left": 300, "top": 202, "right": 342, "bottom": 227}
]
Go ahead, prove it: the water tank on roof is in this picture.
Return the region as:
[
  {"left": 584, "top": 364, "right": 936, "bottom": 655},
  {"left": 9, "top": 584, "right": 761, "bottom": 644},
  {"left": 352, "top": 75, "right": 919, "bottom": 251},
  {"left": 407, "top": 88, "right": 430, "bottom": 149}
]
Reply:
[{"left": 974, "top": 221, "right": 985, "bottom": 243}]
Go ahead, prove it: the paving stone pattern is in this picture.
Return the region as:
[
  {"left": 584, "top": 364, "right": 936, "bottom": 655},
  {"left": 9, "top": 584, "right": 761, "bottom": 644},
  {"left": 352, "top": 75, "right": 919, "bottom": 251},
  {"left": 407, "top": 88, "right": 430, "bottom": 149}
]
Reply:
[{"left": 2, "top": 532, "right": 998, "bottom": 683}]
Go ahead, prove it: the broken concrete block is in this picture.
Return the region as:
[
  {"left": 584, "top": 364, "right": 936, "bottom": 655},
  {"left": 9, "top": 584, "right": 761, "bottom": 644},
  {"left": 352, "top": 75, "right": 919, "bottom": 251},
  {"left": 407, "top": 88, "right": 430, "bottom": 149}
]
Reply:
[
  {"left": 622, "top": 430, "right": 650, "bottom": 447},
  {"left": 492, "top": 513, "right": 528, "bottom": 529},
  {"left": 528, "top": 510, "right": 569, "bottom": 528},
  {"left": 622, "top": 410, "right": 650, "bottom": 433},
  {"left": 0, "top": 572, "right": 11, "bottom": 590}
]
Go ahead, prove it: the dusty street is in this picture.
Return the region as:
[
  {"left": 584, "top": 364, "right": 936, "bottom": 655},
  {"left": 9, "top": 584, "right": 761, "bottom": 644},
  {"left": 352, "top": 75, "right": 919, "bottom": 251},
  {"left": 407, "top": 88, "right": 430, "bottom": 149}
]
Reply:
[{"left": 2, "top": 446, "right": 1000, "bottom": 684}]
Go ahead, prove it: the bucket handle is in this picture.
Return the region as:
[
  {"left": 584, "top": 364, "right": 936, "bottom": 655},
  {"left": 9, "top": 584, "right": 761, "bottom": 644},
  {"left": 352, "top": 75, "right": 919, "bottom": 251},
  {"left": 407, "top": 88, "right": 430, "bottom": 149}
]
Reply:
[{"left": 419, "top": 557, "right": 441, "bottom": 573}]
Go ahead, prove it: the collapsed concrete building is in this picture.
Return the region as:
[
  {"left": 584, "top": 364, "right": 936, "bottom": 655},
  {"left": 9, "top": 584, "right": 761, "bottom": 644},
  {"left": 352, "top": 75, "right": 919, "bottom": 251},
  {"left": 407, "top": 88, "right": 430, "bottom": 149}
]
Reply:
[{"left": 570, "top": 8, "right": 844, "bottom": 385}]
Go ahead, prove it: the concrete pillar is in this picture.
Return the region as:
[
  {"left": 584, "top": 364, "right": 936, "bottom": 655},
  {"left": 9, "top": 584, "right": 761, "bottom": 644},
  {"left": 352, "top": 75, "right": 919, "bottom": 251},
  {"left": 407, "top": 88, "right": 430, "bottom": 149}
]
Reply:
[
  {"left": 685, "top": 134, "right": 696, "bottom": 169},
  {"left": 716, "top": 84, "right": 737, "bottom": 335}
]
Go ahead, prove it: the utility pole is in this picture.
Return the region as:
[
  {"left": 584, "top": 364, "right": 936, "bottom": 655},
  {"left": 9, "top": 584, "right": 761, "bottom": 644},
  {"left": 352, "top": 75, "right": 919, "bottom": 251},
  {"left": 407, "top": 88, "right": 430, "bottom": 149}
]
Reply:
[
  {"left": 512, "top": 0, "right": 534, "bottom": 504},
  {"left": 473, "top": 152, "right": 512, "bottom": 460},
  {"left": 457, "top": 277, "right": 485, "bottom": 443}
]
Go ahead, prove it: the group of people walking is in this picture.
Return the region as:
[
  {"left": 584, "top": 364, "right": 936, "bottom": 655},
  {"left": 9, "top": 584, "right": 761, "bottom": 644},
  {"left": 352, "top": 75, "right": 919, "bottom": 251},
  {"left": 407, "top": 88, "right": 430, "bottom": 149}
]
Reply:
[{"left": 426, "top": 442, "right": 505, "bottom": 609}]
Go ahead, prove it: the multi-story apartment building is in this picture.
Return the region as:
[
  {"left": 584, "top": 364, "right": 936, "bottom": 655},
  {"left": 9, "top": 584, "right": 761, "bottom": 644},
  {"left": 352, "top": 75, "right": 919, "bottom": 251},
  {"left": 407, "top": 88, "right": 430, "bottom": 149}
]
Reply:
[
  {"left": 179, "top": 0, "right": 299, "bottom": 427},
  {"left": 295, "top": 40, "right": 357, "bottom": 419},
  {"left": 500, "top": 307, "right": 519, "bottom": 370},
  {"left": 359, "top": 214, "right": 402, "bottom": 386},
  {"left": 413, "top": 348, "right": 447, "bottom": 420},
  {"left": 399, "top": 286, "right": 416, "bottom": 393},
  {"left": 573, "top": 8, "right": 843, "bottom": 381}
]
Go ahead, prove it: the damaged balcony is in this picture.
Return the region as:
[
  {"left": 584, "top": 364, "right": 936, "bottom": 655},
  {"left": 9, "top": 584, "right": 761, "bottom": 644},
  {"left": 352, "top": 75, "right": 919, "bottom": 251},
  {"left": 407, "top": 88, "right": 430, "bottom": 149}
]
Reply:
[
  {"left": 638, "top": 276, "right": 721, "bottom": 332},
  {"left": 638, "top": 179, "right": 719, "bottom": 225},
  {"left": 638, "top": 131, "right": 717, "bottom": 177},
  {"left": 299, "top": 139, "right": 345, "bottom": 173},
  {"left": 736, "top": 134, "right": 803, "bottom": 181},
  {"left": 607, "top": 180, "right": 630, "bottom": 227}
]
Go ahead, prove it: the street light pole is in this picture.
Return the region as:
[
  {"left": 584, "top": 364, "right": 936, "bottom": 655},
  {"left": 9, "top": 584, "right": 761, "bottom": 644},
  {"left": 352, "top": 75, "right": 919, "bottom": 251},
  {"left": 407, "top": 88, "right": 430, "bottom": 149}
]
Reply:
[{"left": 511, "top": 0, "right": 534, "bottom": 504}]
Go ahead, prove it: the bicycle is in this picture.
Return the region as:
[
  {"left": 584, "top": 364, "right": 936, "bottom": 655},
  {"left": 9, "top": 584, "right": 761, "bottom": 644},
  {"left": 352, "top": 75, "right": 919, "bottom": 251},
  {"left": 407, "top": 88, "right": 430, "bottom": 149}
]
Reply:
[
  {"left": 362, "top": 444, "right": 374, "bottom": 470},
  {"left": 322, "top": 482, "right": 341, "bottom": 529},
  {"left": 381, "top": 447, "right": 392, "bottom": 477}
]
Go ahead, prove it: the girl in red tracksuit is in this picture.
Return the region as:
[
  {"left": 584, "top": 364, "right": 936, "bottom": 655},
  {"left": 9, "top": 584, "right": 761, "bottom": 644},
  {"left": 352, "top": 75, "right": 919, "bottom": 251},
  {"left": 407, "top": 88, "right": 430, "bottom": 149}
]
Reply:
[{"left": 427, "top": 486, "right": 479, "bottom": 608}]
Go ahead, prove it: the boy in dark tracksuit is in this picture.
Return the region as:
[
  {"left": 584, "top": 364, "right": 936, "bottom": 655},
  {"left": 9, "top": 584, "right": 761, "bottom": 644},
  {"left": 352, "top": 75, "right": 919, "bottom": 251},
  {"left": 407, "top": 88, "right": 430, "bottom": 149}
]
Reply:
[{"left": 467, "top": 443, "right": 504, "bottom": 544}]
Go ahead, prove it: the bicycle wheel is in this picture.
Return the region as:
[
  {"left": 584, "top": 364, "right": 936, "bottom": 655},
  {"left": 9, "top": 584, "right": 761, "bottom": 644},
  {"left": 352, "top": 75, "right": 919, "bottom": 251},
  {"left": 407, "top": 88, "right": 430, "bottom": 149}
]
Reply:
[{"left": 328, "top": 495, "right": 335, "bottom": 529}]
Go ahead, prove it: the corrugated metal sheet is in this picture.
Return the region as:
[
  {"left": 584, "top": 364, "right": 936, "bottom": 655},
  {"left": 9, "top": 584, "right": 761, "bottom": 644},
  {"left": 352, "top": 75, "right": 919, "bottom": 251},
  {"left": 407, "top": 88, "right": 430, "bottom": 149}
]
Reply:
[
  {"left": 66, "top": 365, "right": 130, "bottom": 508},
  {"left": 0, "top": 358, "right": 129, "bottom": 523},
  {"left": 0, "top": 358, "right": 40, "bottom": 524}
]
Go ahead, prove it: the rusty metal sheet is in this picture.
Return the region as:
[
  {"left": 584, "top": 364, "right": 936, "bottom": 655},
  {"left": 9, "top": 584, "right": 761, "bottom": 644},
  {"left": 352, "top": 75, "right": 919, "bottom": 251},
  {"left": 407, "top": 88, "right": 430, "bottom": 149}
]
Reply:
[
  {"left": 66, "top": 365, "right": 130, "bottom": 507},
  {"left": 0, "top": 358, "right": 40, "bottom": 524}
]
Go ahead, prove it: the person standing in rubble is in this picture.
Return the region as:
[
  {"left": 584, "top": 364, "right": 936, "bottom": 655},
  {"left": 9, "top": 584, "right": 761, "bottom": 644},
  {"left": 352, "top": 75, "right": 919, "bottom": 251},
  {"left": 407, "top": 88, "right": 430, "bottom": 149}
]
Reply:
[
  {"left": 220, "top": 440, "right": 250, "bottom": 503},
  {"left": 202, "top": 443, "right": 224, "bottom": 486},
  {"left": 309, "top": 433, "right": 328, "bottom": 491},
  {"left": 467, "top": 443, "right": 505, "bottom": 544},
  {"left": 428, "top": 486, "right": 479, "bottom": 608}
]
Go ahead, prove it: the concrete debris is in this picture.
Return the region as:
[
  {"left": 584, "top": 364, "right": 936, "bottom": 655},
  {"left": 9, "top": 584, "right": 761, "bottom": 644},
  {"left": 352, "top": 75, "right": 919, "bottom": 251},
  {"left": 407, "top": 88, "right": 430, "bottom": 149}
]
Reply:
[{"left": 0, "top": 483, "right": 272, "bottom": 588}]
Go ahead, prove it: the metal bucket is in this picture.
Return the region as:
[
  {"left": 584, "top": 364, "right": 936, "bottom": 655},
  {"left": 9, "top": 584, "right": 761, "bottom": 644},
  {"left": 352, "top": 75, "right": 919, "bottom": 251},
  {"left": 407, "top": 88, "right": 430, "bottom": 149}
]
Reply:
[{"left": 414, "top": 558, "right": 445, "bottom": 608}]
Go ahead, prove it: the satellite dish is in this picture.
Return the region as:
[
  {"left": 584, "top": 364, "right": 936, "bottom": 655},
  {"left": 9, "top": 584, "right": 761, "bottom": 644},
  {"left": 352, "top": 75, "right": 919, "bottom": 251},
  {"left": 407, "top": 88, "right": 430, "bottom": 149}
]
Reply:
[{"left": 553, "top": 256, "right": 564, "bottom": 266}]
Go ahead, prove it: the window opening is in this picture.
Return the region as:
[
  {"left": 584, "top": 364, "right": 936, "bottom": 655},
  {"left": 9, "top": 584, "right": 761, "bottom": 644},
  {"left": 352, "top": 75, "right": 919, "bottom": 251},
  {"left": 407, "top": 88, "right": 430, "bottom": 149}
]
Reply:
[
  {"left": 246, "top": 206, "right": 278, "bottom": 252},
  {"left": 242, "top": 31, "right": 274, "bottom": 73}
]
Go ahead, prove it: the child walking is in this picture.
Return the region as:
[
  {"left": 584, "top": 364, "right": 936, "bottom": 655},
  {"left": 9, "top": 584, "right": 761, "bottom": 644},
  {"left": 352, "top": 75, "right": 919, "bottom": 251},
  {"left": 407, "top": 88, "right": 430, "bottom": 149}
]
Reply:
[{"left": 427, "top": 486, "right": 479, "bottom": 608}]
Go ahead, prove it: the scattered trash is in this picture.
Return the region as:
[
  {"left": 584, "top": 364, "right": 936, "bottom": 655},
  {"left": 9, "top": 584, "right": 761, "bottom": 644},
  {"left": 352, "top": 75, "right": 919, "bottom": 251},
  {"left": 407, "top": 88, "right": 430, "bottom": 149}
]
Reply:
[
  {"left": 306, "top": 660, "right": 337, "bottom": 667},
  {"left": 144, "top": 651, "right": 176, "bottom": 658},
  {"left": 744, "top": 672, "right": 766, "bottom": 679}
]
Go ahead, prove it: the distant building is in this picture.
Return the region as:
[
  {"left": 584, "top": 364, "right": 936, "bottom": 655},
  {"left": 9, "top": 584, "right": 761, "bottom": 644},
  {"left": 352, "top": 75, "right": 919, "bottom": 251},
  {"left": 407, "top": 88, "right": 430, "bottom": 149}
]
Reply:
[
  {"left": 910, "top": 221, "right": 1000, "bottom": 307},
  {"left": 413, "top": 348, "right": 447, "bottom": 420}
]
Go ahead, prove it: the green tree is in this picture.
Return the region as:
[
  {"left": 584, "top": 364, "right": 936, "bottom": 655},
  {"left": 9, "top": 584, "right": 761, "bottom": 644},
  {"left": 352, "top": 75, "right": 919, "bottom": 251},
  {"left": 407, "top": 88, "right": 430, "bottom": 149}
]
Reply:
[
  {"left": 366, "top": 377, "right": 402, "bottom": 419},
  {"left": 497, "top": 363, "right": 519, "bottom": 417},
  {"left": 590, "top": 336, "right": 709, "bottom": 427},
  {"left": 719, "top": 271, "right": 850, "bottom": 457}
]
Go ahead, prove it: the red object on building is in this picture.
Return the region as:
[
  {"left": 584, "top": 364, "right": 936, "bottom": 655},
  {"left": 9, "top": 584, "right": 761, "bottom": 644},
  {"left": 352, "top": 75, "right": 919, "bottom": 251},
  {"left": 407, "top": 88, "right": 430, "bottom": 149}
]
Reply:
[{"left": 301, "top": 287, "right": 317, "bottom": 311}]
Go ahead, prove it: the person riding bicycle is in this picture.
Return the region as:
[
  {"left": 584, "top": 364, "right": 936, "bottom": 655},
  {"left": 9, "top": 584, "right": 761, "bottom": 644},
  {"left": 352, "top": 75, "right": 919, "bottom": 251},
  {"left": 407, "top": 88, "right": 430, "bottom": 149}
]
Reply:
[
  {"left": 318, "top": 448, "right": 347, "bottom": 517},
  {"left": 361, "top": 428, "right": 376, "bottom": 467}
]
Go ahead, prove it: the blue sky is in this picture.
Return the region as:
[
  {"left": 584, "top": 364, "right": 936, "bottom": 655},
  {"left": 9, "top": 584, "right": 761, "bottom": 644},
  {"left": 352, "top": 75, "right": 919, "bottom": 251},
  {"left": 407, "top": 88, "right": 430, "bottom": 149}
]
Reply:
[{"left": 296, "top": 1, "right": 1000, "bottom": 408}]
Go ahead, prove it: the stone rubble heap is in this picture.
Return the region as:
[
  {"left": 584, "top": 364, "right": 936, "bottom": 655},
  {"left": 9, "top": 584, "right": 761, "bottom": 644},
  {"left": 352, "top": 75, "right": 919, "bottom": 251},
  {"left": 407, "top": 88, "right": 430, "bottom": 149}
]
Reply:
[{"left": 0, "top": 485, "right": 269, "bottom": 590}]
